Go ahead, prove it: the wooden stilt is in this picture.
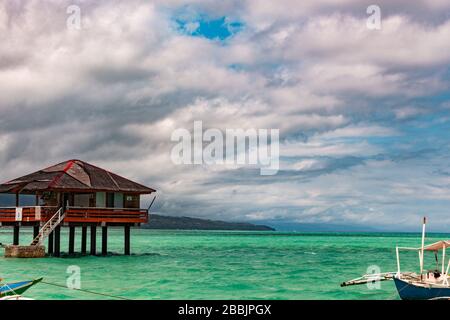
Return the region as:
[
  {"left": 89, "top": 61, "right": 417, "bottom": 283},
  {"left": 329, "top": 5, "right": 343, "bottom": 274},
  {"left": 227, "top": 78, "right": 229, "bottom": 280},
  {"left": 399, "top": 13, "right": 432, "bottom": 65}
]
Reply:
[
  {"left": 48, "top": 231, "right": 54, "bottom": 255},
  {"left": 81, "top": 226, "right": 87, "bottom": 254},
  {"left": 102, "top": 226, "right": 108, "bottom": 256},
  {"left": 69, "top": 226, "right": 75, "bottom": 255},
  {"left": 90, "top": 226, "right": 97, "bottom": 255},
  {"left": 13, "top": 225, "right": 20, "bottom": 245},
  {"left": 54, "top": 225, "right": 61, "bottom": 257},
  {"left": 33, "top": 225, "right": 39, "bottom": 239},
  {"left": 124, "top": 225, "right": 130, "bottom": 255}
]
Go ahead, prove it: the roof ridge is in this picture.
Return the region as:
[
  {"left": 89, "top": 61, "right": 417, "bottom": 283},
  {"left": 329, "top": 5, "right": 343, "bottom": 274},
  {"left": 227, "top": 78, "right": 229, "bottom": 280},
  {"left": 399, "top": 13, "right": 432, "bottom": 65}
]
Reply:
[
  {"left": 79, "top": 160, "right": 155, "bottom": 192},
  {"left": 108, "top": 171, "right": 156, "bottom": 192},
  {"left": 48, "top": 160, "right": 75, "bottom": 188},
  {"left": 41, "top": 159, "right": 74, "bottom": 172},
  {"left": 106, "top": 170, "right": 121, "bottom": 190},
  {"left": 64, "top": 161, "right": 92, "bottom": 188},
  {"left": 2, "top": 159, "right": 70, "bottom": 184}
]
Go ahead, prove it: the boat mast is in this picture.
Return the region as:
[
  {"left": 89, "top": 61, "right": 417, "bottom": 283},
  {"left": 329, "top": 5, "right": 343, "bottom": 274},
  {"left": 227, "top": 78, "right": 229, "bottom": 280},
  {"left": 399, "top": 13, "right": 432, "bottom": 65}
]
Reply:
[
  {"left": 442, "top": 242, "right": 446, "bottom": 275},
  {"left": 445, "top": 257, "right": 450, "bottom": 286},
  {"left": 420, "top": 217, "right": 426, "bottom": 277}
]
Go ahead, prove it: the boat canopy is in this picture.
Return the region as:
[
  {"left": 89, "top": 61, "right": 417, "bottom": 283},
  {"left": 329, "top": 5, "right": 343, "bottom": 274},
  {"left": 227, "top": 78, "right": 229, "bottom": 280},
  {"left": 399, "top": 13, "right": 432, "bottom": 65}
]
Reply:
[
  {"left": 397, "top": 240, "right": 450, "bottom": 252},
  {"left": 423, "top": 241, "right": 450, "bottom": 252}
]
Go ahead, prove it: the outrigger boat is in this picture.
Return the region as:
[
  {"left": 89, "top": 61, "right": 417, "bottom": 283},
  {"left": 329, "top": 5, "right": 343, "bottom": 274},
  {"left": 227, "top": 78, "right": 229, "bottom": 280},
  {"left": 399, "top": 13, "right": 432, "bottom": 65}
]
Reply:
[
  {"left": 342, "top": 218, "right": 450, "bottom": 300},
  {"left": 0, "top": 278, "right": 42, "bottom": 298}
]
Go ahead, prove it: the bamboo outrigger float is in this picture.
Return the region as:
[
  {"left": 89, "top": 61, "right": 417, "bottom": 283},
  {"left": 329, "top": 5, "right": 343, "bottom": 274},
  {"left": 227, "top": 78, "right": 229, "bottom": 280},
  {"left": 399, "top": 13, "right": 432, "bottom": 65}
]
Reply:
[{"left": 342, "top": 217, "right": 450, "bottom": 300}]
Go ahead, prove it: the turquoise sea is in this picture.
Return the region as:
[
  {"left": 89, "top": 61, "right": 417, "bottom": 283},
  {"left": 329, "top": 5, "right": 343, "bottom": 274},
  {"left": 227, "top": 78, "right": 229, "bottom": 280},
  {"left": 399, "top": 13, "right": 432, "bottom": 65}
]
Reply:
[{"left": 0, "top": 229, "right": 444, "bottom": 300}]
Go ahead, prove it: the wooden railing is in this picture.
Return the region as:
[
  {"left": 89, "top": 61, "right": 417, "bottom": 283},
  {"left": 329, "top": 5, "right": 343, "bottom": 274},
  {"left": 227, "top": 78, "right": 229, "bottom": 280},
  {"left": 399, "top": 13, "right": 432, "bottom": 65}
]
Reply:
[
  {"left": 64, "top": 206, "right": 148, "bottom": 224},
  {"left": 0, "top": 206, "right": 58, "bottom": 222},
  {"left": 0, "top": 206, "right": 147, "bottom": 224}
]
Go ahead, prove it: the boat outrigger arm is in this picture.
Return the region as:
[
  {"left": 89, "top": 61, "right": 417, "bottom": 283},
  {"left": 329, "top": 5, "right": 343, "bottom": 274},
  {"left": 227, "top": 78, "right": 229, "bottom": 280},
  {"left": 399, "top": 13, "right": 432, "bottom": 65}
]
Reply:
[
  {"left": 341, "top": 272, "right": 397, "bottom": 287},
  {"left": 341, "top": 271, "right": 419, "bottom": 287}
]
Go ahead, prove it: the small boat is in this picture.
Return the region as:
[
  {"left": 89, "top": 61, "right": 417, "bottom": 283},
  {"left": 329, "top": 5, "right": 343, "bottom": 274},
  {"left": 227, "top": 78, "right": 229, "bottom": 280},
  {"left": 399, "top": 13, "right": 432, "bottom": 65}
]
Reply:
[
  {"left": 0, "top": 278, "right": 43, "bottom": 297},
  {"left": 342, "top": 218, "right": 450, "bottom": 300},
  {"left": 393, "top": 276, "right": 450, "bottom": 300}
]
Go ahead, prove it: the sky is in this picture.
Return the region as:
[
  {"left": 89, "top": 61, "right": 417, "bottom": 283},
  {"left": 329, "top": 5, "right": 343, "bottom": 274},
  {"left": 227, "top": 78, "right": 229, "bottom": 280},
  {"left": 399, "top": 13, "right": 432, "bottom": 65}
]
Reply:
[{"left": 1, "top": 0, "right": 450, "bottom": 231}]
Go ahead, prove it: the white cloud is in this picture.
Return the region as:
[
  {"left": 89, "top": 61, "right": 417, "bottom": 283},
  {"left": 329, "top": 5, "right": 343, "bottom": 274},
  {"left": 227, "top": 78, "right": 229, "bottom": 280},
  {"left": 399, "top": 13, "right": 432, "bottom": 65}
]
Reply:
[
  {"left": 318, "top": 124, "right": 398, "bottom": 139},
  {"left": 394, "top": 106, "right": 428, "bottom": 119},
  {"left": 281, "top": 140, "right": 380, "bottom": 157},
  {"left": 0, "top": 0, "right": 450, "bottom": 228}
]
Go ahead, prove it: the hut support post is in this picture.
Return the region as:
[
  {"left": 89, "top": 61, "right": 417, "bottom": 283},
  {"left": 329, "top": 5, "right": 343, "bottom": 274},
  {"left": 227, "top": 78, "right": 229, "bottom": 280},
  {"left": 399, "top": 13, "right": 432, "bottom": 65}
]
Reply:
[
  {"left": 69, "top": 226, "right": 75, "bottom": 255},
  {"left": 13, "top": 225, "right": 19, "bottom": 245},
  {"left": 124, "top": 225, "right": 130, "bottom": 255},
  {"left": 81, "top": 226, "right": 87, "bottom": 254},
  {"left": 102, "top": 226, "right": 108, "bottom": 256},
  {"left": 54, "top": 226, "right": 61, "bottom": 257},
  {"left": 48, "top": 231, "right": 54, "bottom": 255},
  {"left": 33, "top": 225, "right": 39, "bottom": 239},
  {"left": 90, "top": 226, "right": 96, "bottom": 255}
]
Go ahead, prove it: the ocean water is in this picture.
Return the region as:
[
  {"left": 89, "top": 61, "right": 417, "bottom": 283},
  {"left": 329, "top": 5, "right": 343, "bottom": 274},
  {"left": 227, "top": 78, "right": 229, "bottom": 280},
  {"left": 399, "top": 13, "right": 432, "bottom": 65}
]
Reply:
[{"left": 0, "top": 228, "right": 445, "bottom": 300}]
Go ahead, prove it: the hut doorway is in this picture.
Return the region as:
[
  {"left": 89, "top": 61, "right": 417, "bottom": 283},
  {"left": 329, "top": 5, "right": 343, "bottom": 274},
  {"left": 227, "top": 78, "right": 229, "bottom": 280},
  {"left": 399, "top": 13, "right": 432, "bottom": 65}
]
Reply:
[
  {"left": 62, "top": 193, "right": 70, "bottom": 210},
  {"left": 106, "top": 192, "right": 114, "bottom": 208}
]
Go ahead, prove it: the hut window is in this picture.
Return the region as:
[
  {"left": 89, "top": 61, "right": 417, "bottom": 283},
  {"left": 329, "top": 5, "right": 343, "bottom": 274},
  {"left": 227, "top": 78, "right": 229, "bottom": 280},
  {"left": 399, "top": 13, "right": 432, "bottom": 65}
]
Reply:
[
  {"left": 74, "top": 193, "right": 95, "bottom": 207},
  {"left": 124, "top": 194, "right": 139, "bottom": 208},
  {"left": 114, "top": 193, "right": 124, "bottom": 208},
  {"left": 96, "top": 192, "right": 106, "bottom": 207},
  {"left": 15, "top": 194, "right": 36, "bottom": 206}
]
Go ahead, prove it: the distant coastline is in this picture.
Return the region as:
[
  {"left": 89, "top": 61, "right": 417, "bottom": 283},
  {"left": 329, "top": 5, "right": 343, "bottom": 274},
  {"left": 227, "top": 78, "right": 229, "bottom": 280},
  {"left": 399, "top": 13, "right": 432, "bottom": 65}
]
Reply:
[{"left": 143, "top": 214, "right": 275, "bottom": 231}]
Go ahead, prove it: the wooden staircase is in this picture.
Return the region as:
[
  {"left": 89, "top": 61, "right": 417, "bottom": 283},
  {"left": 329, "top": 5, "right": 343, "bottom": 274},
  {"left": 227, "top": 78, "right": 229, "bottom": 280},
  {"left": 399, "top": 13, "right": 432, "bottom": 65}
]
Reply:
[{"left": 30, "top": 208, "right": 65, "bottom": 246}]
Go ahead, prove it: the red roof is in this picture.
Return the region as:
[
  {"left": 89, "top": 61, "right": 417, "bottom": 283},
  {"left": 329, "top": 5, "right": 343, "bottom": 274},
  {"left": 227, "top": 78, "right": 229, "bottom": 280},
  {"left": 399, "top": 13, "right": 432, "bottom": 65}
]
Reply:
[{"left": 0, "top": 159, "right": 156, "bottom": 194}]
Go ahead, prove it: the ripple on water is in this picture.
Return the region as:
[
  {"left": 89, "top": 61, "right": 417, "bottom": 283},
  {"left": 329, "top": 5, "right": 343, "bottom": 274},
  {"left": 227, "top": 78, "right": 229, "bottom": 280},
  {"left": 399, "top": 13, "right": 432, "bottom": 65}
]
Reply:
[{"left": 0, "top": 229, "right": 424, "bottom": 299}]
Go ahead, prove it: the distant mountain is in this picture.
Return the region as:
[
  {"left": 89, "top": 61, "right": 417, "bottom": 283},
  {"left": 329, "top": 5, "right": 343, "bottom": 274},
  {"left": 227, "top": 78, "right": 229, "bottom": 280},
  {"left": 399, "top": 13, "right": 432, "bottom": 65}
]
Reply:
[
  {"left": 256, "top": 221, "right": 381, "bottom": 232},
  {"left": 143, "top": 214, "right": 275, "bottom": 231}
]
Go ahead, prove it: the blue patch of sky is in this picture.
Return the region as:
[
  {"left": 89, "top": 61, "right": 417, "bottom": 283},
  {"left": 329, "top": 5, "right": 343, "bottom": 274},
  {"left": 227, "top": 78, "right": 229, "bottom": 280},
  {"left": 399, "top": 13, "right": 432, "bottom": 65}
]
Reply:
[
  {"left": 175, "top": 14, "right": 244, "bottom": 41},
  {"left": 410, "top": 91, "right": 450, "bottom": 108},
  {"left": 402, "top": 114, "right": 450, "bottom": 144},
  {"left": 228, "top": 63, "right": 245, "bottom": 72},
  {"left": 354, "top": 87, "right": 450, "bottom": 157},
  {"left": 228, "top": 62, "right": 289, "bottom": 77},
  {"left": 366, "top": 111, "right": 450, "bottom": 159}
]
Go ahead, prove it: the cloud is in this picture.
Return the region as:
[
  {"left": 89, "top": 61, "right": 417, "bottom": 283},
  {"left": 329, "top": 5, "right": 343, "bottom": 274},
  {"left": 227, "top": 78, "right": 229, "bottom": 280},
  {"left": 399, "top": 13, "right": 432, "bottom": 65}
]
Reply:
[
  {"left": 394, "top": 106, "right": 428, "bottom": 119},
  {"left": 0, "top": 0, "right": 450, "bottom": 229},
  {"left": 282, "top": 140, "right": 379, "bottom": 157}
]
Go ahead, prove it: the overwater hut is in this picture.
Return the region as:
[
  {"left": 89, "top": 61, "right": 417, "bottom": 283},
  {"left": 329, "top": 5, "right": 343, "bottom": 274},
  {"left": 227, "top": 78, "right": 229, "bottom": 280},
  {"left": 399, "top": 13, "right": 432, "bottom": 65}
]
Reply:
[{"left": 0, "top": 159, "right": 156, "bottom": 257}]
